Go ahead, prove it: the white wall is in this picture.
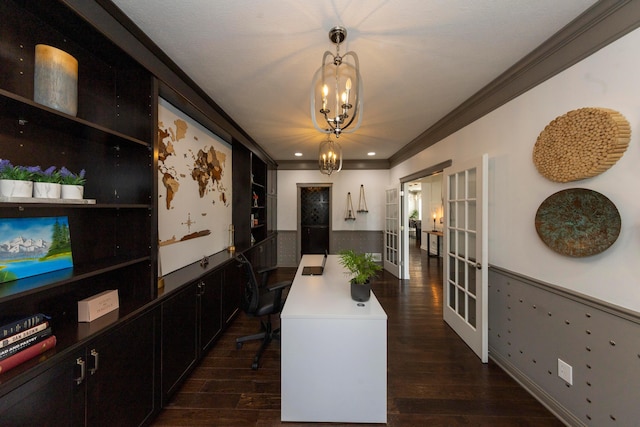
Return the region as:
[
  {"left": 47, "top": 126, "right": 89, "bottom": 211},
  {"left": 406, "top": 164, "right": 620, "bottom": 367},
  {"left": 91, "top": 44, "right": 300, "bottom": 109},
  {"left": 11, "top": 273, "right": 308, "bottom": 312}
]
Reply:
[
  {"left": 277, "top": 169, "right": 388, "bottom": 231},
  {"left": 390, "top": 27, "right": 640, "bottom": 312}
]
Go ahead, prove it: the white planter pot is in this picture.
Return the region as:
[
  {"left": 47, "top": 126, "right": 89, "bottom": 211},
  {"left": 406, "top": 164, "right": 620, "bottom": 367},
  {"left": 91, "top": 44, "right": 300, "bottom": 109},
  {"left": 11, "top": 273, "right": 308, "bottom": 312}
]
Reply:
[
  {"left": 61, "top": 184, "right": 84, "bottom": 200},
  {"left": 0, "top": 179, "right": 33, "bottom": 198},
  {"left": 33, "top": 182, "right": 62, "bottom": 199}
]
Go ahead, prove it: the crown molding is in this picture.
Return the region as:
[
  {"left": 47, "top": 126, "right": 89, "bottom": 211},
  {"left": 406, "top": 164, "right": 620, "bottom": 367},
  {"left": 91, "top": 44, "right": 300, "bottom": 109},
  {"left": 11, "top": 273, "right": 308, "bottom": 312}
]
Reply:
[
  {"left": 277, "top": 159, "right": 390, "bottom": 171},
  {"left": 389, "top": 0, "right": 640, "bottom": 167}
]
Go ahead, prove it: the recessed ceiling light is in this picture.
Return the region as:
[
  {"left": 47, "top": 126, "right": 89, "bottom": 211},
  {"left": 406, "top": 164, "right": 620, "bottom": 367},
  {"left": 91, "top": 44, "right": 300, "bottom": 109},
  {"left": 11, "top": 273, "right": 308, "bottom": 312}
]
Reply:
[
  {"left": 294, "top": 152, "right": 303, "bottom": 157},
  {"left": 367, "top": 152, "right": 376, "bottom": 156}
]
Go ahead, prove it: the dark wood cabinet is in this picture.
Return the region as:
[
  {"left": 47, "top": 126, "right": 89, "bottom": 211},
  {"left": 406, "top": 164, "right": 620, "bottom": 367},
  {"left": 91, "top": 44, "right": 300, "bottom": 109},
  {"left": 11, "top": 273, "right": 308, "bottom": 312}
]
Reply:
[
  {"left": 85, "top": 309, "right": 157, "bottom": 427},
  {"left": 0, "top": 1, "right": 156, "bottom": 424},
  {"left": 161, "top": 283, "right": 198, "bottom": 402},
  {"left": 0, "top": 309, "right": 157, "bottom": 426},
  {"left": 160, "top": 257, "right": 241, "bottom": 404},
  {"left": 0, "top": 1, "right": 277, "bottom": 424}
]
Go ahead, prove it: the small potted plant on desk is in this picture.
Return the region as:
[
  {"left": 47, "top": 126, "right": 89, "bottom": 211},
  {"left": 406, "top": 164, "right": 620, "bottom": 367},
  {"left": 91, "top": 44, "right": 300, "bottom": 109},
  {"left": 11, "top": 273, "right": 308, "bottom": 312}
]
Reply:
[{"left": 338, "top": 249, "right": 382, "bottom": 302}]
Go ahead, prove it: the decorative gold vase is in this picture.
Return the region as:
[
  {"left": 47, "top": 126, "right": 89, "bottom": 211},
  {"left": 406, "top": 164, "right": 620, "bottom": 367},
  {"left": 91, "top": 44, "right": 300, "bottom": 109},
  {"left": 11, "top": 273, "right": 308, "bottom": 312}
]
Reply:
[{"left": 34, "top": 44, "right": 78, "bottom": 116}]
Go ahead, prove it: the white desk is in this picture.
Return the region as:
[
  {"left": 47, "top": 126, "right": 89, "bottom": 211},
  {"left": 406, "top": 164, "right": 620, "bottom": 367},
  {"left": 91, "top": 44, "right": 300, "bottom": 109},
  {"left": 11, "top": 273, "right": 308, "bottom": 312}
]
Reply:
[{"left": 280, "top": 254, "right": 387, "bottom": 423}]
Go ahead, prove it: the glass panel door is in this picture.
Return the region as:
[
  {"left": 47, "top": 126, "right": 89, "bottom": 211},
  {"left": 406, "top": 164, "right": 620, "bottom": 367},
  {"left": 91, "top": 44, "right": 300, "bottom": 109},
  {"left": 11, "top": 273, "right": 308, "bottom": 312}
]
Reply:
[{"left": 443, "top": 154, "right": 488, "bottom": 362}]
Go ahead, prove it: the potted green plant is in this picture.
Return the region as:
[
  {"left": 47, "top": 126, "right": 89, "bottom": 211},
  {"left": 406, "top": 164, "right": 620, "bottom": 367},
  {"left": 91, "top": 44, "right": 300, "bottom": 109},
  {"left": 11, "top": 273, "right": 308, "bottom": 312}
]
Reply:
[
  {"left": 338, "top": 249, "right": 382, "bottom": 302},
  {"left": 0, "top": 159, "right": 38, "bottom": 198},
  {"left": 59, "top": 166, "right": 86, "bottom": 199},
  {"left": 33, "top": 166, "right": 62, "bottom": 198}
]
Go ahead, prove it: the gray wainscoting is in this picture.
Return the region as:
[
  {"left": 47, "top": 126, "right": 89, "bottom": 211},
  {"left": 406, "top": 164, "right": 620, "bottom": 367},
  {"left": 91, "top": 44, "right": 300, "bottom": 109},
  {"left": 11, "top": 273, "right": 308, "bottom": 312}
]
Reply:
[
  {"left": 277, "top": 230, "right": 384, "bottom": 267},
  {"left": 489, "top": 266, "right": 640, "bottom": 426}
]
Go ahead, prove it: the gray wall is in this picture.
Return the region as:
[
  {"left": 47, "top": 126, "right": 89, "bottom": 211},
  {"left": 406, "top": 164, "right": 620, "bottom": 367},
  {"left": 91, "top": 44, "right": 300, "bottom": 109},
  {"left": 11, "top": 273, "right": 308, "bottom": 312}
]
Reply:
[
  {"left": 278, "top": 230, "right": 383, "bottom": 268},
  {"left": 489, "top": 267, "right": 640, "bottom": 426}
]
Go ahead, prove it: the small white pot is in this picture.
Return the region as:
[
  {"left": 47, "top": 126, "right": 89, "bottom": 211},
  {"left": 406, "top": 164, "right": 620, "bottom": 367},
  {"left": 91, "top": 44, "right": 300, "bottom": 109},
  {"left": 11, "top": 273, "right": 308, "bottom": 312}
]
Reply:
[
  {"left": 33, "top": 182, "right": 62, "bottom": 199},
  {"left": 61, "top": 184, "right": 84, "bottom": 200},
  {"left": 0, "top": 179, "right": 33, "bottom": 198}
]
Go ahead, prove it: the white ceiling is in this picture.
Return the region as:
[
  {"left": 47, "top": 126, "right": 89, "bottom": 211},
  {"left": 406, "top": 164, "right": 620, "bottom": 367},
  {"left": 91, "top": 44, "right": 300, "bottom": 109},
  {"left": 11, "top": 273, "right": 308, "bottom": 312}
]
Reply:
[{"left": 110, "top": 0, "right": 597, "bottom": 162}]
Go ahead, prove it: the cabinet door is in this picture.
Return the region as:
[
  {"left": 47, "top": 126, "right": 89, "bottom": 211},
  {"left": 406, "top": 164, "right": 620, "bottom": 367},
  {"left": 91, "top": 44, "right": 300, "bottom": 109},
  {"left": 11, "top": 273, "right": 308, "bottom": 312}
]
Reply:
[
  {"left": 199, "top": 271, "right": 222, "bottom": 353},
  {"left": 222, "top": 261, "right": 242, "bottom": 325},
  {"left": 0, "top": 350, "right": 85, "bottom": 426},
  {"left": 161, "top": 283, "right": 198, "bottom": 402},
  {"left": 86, "top": 309, "right": 157, "bottom": 427}
]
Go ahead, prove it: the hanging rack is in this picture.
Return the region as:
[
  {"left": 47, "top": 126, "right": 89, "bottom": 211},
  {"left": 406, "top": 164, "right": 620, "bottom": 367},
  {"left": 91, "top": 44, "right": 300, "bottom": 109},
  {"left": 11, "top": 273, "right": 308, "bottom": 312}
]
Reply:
[
  {"left": 345, "top": 192, "right": 356, "bottom": 220},
  {"left": 357, "top": 184, "right": 368, "bottom": 213}
]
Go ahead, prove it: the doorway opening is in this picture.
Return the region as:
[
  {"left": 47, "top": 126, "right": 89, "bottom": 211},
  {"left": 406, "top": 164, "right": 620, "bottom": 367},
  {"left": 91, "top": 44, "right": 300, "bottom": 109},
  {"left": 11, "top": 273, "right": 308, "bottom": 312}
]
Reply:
[
  {"left": 298, "top": 185, "right": 331, "bottom": 258},
  {"left": 400, "top": 160, "right": 451, "bottom": 281}
]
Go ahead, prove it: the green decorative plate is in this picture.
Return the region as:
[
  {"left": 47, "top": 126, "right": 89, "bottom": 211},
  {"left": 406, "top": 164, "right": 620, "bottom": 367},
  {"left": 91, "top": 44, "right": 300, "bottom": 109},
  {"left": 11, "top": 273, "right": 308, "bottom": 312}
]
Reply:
[{"left": 535, "top": 188, "right": 621, "bottom": 257}]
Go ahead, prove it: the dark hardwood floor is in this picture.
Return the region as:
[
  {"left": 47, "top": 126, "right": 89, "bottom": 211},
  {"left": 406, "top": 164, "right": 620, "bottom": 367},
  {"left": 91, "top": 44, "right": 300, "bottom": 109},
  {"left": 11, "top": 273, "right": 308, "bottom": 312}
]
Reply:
[{"left": 152, "top": 240, "right": 563, "bottom": 426}]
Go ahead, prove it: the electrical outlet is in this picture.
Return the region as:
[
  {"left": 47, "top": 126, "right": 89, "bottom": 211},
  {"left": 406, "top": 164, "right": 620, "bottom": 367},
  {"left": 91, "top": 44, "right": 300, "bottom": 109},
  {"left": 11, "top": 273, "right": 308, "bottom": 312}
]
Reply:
[{"left": 558, "top": 358, "right": 573, "bottom": 385}]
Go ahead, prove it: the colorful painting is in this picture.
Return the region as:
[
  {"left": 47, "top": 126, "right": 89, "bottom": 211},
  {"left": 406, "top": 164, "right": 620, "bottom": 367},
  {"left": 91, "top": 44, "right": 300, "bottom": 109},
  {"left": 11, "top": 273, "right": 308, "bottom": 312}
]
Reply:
[
  {"left": 0, "top": 216, "right": 73, "bottom": 284},
  {"left": 157, "top": 98, "right": 232, "bottom": 274}
]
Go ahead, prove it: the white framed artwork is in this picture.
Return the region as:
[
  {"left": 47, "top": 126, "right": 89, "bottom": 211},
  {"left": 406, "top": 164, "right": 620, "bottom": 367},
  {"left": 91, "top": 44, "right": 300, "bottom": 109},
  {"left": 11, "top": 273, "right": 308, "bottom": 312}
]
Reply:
[{"left": 157, "top": 98, "right": 232, "bottom": 275}]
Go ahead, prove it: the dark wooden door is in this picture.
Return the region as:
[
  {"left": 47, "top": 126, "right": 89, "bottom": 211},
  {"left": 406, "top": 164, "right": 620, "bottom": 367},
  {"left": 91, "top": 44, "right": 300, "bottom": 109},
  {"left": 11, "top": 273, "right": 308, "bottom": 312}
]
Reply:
[
  {"left": 200, "top": 270, "right": 223, "bottom": 353},
  {"left": 161, "top": 284, "right": 198, "bottom": 402},
  {"left": 301, "top": 187, "right": 330, "bottom": 255},
  {"left": 0, "top": 350, "right": 85, "bottom": 426},
  {"left": 87, "top": 309, "right": 157, "bottom": 426}
]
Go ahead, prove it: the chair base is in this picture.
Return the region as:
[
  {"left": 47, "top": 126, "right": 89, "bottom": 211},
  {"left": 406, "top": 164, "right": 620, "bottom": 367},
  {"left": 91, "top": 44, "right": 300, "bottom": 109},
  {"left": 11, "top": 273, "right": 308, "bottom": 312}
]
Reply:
[{"left": 236, "top": 317, "right": 280, "bottom": 370}]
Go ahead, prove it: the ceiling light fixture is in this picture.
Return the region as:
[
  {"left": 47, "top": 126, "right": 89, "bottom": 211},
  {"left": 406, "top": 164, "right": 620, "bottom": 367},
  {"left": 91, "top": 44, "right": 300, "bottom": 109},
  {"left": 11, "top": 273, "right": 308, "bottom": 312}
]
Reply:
[
  {"left": 311, "top": 26, "right": 362, "bottom": 138},
  {"left": 318, "top": 133, "right": 342, "bottom": 176}
]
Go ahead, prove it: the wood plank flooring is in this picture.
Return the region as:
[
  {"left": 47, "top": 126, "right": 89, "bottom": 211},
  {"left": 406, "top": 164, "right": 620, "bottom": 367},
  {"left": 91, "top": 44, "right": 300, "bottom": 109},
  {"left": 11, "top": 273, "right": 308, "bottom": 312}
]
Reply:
[{"left": 152, "top": 241, "right": 563, "bottom": 426}]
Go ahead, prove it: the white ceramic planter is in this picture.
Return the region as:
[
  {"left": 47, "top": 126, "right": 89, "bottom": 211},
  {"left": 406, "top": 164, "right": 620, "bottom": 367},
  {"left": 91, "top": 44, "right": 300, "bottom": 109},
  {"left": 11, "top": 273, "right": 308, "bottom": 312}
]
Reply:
[
  {"left": 33, "top": 182, "right": 62, "bottom": 199},
  {"left": 0, "top": 179, "right": 33, "bottom": 198},
  {"left": 61, "top": 184, "right": 84, "bottom": 200}
]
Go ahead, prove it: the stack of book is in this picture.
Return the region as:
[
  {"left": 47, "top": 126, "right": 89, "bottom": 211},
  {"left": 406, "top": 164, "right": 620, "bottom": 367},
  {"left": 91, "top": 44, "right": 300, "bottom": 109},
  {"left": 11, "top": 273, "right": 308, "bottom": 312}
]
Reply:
[{"left": 0, "top": 313, "right": 57, "bottom": 374}]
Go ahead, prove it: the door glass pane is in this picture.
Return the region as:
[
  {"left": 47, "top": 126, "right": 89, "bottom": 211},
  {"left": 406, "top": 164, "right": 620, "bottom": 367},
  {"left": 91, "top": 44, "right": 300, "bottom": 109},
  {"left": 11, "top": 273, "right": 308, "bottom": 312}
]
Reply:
[
  {"left": 448, "top": 282, "right": 456, "bottom": 309},
  {"left": 457, "top": 172, "right": 465, "bottom": 199},
  {"left": 468, "top": 232, "right": 476, "bottom": 262},
  {"left": 449, "top": 175, "right": 456, "bottom": 199},
  {"left": 468, "top": 264, "right": 476, "bottom": 296},
  {"left": 457, "top": 201, "right": 465, "bottom": 229},
  {"left": 449, "top": 256, "right": 455, "bottom": 281},
  {"left": 450, "top": 231, "right": 457, "bottom": 255},
  {"left": 468, "top": 167, "right": 477, "bottom": 198},
  {"left": 458, "top": 259, "right": 466, "bottom": 288},
  {"left": 468, "top": 200, "right": 476, "bottom": 231},
  {"left": 468, "top": 296, "right": 476, "bottom": 327},
  {"left": 457, "top": 231, "right": 465, "bottom": 258},
  {"left": 457, "top": 288, "right": 466, "bottom": 317},
  {"left": 448, "top": 202, "right": 455, "bottom": 227}
]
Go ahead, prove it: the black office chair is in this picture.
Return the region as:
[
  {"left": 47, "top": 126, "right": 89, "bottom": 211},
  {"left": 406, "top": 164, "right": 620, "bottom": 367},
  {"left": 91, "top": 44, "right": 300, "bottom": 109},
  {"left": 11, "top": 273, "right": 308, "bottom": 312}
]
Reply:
[{"left": 235, "top": 253, "right": 292, "bottom": 370}]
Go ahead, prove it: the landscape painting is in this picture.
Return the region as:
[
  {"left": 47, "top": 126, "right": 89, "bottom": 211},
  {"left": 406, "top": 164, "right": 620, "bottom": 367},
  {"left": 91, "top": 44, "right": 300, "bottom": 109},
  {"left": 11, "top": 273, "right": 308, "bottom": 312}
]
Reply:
[{"left": 0, "top": 216, "right": 73, "bottom": 285}]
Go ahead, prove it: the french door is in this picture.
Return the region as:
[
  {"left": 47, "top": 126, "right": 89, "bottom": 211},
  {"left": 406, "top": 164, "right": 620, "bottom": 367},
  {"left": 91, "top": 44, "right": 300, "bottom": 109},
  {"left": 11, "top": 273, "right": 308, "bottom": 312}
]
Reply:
[
  {"left": 384, "top": 187, "right": 400, "bottom": 277},
  {"left": 443, "top": 154, "right": 488, "bottom": 362}
]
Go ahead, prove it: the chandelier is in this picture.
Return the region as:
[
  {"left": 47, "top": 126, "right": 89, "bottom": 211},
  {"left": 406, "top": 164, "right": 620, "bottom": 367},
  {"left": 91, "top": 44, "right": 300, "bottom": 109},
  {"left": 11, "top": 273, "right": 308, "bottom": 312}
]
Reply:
[
  {"left": 310, "top": 26, "right": 363, "bottom": 137},
  {"left": 318, "top": 134, "right": 342, "bottom": 176}
]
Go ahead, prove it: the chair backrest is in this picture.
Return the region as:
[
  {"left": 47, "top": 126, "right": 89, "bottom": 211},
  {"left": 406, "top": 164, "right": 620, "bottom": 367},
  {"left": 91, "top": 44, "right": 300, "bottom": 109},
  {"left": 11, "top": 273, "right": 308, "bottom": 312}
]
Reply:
[{"left": 236, "top": 253, "right": 260, "bottom": 314}]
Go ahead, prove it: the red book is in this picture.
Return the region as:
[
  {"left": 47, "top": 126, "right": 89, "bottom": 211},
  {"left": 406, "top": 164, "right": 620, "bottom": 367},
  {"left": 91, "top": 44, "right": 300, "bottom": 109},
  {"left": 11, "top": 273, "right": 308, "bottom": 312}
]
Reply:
[{"left": 0, "top": 335, "right": 57, "bottom": 375}]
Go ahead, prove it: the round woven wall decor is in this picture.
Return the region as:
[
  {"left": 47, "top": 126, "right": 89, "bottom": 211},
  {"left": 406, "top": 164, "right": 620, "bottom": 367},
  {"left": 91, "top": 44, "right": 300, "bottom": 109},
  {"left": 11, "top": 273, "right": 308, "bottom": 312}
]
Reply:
[
  {"left": 535, "top": 188, "right": 621, "bottom": 257},
  {"left": 532, "top": 107, "right": 630, "bottom": 182}
]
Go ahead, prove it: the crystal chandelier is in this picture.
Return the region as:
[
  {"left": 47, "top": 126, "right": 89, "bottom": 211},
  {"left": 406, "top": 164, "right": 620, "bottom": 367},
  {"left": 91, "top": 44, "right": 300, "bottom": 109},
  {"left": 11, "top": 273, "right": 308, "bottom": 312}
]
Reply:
[
  {"left": 311, "top": 26, "right": 363, "bottom": 137},
  {"left": 318, "top": 134, "right": 342, "bottom": 176}
]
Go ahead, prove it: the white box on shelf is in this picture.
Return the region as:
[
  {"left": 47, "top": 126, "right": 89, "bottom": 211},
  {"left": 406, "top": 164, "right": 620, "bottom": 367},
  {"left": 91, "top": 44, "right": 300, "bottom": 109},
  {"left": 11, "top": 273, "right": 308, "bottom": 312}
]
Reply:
[{"left": 78, "top": 289, "right": 119, "bottom": 322}]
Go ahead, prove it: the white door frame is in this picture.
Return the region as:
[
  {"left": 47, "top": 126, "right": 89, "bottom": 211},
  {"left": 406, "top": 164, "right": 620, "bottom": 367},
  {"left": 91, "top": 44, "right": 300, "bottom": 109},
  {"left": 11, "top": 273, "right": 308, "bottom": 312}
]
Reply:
[
  {"left": 443, "top": 154, "right": 489, "bottom": 363},
  {"left": 383, "top": 186, "right": 400, "bottom": 277}
]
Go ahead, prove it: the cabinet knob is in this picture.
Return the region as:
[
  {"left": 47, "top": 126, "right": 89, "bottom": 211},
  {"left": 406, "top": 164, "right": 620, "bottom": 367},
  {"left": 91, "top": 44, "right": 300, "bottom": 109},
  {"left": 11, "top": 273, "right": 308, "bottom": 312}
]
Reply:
[{"left": 75, "top": 357, "right": 86, "bottom": 385}]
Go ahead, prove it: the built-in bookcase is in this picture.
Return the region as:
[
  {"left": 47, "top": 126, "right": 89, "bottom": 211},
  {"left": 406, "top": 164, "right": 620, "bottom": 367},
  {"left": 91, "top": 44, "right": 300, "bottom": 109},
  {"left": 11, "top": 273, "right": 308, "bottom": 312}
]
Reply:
[{"left": 0, "top": 0, "right": 156, "bottom": 381}]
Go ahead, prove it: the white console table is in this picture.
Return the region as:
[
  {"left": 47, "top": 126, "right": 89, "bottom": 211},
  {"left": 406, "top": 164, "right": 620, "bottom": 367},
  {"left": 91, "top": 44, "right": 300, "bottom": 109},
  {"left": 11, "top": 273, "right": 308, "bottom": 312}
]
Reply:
[{"left": 280, "top": 254, "right": 387, "bottom": 423}]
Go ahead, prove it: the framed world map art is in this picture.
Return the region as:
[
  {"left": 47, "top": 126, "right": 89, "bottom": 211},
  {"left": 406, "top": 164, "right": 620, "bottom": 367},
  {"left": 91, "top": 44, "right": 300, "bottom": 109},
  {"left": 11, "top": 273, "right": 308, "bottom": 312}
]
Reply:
[{"left": 157, "top": 98, "right": 232, "bottom": 274}]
